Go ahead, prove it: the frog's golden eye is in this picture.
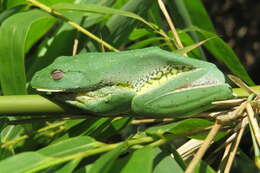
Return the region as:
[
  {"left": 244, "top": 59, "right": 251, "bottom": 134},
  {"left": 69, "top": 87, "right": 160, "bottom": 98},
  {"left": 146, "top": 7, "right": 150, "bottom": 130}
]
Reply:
[{"left": 51, "top": 69, "right": 64, "bottom": 80}]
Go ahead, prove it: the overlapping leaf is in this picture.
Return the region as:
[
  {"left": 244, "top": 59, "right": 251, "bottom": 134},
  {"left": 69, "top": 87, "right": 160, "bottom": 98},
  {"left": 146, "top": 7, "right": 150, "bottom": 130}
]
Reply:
[
  {"left": 0, "top": 10, "right": 56, "bottom": 95},
  {"left": 0, "top": 136, "right": 99, "bottom": 172}
]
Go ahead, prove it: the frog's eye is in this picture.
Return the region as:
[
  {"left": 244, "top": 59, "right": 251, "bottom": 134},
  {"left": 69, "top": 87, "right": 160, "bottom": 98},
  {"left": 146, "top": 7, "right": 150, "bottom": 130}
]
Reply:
[{"left": 51, "top": 69, "right": 64, "bottom": 80}]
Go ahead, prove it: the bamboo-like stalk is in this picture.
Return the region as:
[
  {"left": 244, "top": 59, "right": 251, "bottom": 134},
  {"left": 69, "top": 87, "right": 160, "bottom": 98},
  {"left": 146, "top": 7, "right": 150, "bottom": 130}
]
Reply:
[
  {"left": 0, "top": 95, "right": 65, "bottom": 115},
  {"left": 0, "top": 86, "right": 259, "bottom": 116},
  {"left": 157, "top": 0, "right": 185, "bottom": 51},
  {"left": 185, "top": 121, "right": 222, "bottom": 173},
  {"left": 232, "top": 86, "right": 260, "bottom": 97}
]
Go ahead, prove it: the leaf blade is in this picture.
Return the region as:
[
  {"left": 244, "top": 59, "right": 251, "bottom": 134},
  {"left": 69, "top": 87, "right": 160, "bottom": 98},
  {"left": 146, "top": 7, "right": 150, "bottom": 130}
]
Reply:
[{"left": 0, "top": 10, "right": 56, "bottom": 95}]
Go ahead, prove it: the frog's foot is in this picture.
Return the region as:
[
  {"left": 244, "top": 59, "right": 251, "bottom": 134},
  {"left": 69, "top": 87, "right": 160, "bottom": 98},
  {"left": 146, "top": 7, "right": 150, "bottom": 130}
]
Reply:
[{"left": 65, "top": 86, "right": 136, "bottom": 115}]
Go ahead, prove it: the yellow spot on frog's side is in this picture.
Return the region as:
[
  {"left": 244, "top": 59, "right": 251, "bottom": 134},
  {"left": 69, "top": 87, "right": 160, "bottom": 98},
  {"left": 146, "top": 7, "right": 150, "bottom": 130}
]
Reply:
[{"left": 136, "top": 65, "right": 194, "bottom": 93}]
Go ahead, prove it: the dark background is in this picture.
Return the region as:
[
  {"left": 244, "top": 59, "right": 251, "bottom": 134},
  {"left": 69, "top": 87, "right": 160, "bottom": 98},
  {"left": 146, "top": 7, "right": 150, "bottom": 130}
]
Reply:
[{"left": 204, "top": 0, "right": 260, "bottom": 84}]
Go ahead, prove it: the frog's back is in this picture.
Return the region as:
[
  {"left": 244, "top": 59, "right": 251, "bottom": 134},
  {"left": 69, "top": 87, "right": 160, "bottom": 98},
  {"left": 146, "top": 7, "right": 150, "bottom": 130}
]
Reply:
[
  {"left": 57, "top": 48, "right": 173, "bottom": 87},
  {"left": 51, "top": 47, "right": 213, "bottom": 91}
]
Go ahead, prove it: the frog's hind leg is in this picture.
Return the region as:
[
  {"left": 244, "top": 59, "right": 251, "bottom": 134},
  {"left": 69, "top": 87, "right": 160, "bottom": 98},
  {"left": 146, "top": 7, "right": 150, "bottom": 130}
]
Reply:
[
  {"left": 132, "top": 84, "right": 232, "bottom": 117},
  {"left": 131, "top": 67, "right": 232, "bottom": 117}
]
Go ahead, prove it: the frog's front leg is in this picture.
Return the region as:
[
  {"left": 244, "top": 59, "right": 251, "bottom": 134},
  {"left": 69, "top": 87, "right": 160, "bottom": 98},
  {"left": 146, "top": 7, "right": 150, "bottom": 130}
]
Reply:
[
  {"left": 65, "top": 86, "right": 136, "bottom": 115},
  {"left": 132, "top": 68, "right": 233, "bottom": 117}
]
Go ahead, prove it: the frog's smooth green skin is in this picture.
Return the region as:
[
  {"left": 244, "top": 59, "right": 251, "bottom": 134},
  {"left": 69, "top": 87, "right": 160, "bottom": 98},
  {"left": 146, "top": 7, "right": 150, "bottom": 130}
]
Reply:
[{"left": 31, "top": 47, "right": 233, "bottom": 117}]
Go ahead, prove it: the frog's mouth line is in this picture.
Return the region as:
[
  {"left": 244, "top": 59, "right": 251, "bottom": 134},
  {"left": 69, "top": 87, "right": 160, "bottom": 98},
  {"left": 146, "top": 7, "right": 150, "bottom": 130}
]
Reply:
[{"left": 35, "top": 88, "right": 65, "bottom": 92}]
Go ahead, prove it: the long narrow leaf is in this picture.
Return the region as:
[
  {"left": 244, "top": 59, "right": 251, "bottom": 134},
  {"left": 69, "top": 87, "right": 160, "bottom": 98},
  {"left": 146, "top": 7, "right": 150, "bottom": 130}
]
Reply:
[
  {"left": 53, "top": 3, "right": 154, "bottom": 29},
  {"left": 113, "top": 147, "right": 156, "bottom": 173},
  {"left": 89, "top": 145, "right": 126, "bottom": 173},
  {"left": 0, "top": 10, "right": 56, "bottom": 95},
  {"left": 0, "top": 152, "right": 51, "bottom": 173},
  {"left": 173, "top": 0, "right": 215, "bottom": 32},
  {"left": 194, "top": 27, "right": 254, "bottom": 85},
  {"left": 105, "top": 0, "right": 154, "bottom": 46},
  {"left": 38, "top": 136, "right": 99, "bottom": 157}
]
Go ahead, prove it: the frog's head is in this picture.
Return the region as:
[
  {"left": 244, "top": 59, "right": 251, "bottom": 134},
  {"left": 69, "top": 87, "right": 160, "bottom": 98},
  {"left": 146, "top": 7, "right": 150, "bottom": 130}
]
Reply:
[{"left": 31, "top": 56, "right": 100, "bottom": 92}]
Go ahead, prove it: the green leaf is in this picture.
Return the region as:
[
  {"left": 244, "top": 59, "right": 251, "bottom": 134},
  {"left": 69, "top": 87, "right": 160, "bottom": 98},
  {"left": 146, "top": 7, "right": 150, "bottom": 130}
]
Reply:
[
  {"left": 0, "top": 148, "right": 14, "bottom": 160},
  {"left": 52, "top": 118, "right": 105, "bottom": 143},
  {"left": 153, "top": 155, "right": 184, "bottom": 173},
  {"left": 1, "top": 125, "right": 24, "bottom": 143},
  {"left": 52, "top": 2, "right": 152, "bottom": 30},
  {"left": 0, "top": 152, "right": 50, "bottom": 173},
  {"left": 0, "top": 148, "right": 13, "bottom": 160},
  {"left": 38, "top": 136, "right": 99, "bottom": 157},
  {"left": 152, "top": 147, "right": 184, "bottom": 173},
  {"left": 0, "top": 124, "right": 25, "bottom": 152},
  {"left": 67, "top": 118, "right": 111, "bottom": 137},
  {"left": 54, "top": 117, "right": 130, "bottom": 143},
  {"left": 174, "top": 37, "right": 214, "bottom": 56},
  {"left": 146, "top": 118, "right": 213, "bottom": 135},
  {"left": 128, "top": 37, "right": 162, "bottom": 49},
  {"left": 231, "top": 149, "right": 259, "bottom": 173},
  {"left": 161, "top": 143, "right": 187, "bottom": 170},
  {"left": 169, "top": 0, "right": 214, "bottom": 59},
  {"left": 95, "top": 117, "right": 131, "bottom": 140},
  {"left": 81, "top": 118, "right": 115, "bottom": 138},
  {"left": 177, "top": 30, "right": 203, "bottom": 59},
  {"left": 0, "top": 10, "right": 56, "bottom": 95},
  {"left": 194, "top": 161, "right": 216, "bottom": 173},
  {"left": 129, "top": 28, "right": 152, "bottom": 40},
  {"left": 51, "top": 1, "right": 154, "bottom": 51},
  {"left": 0, "top": 5, "right": 25, "bottom": 24},
  {"left": 194, "top": 27, "right": 254, "bottom": 85},
  {"left": 35, "top": 0, "right": 75, "bottom": 7},
  {"left": 5, "top": 0, "right": 26, "bottom": 9},
  {"left": 105, "top": 0, "right": 154, "bottom": 47},
  {"left": 147, "top": 2, "right": 164, "bottom": 28},
  {"left": 73, "top": 165, "right": 90, "bottom": 173},
  {"left": 55, "top": 159, "right": 82, "bottom": 173},
  {"left": 172, "top": 0, "right": 215, "bottom": 32},
  {"left": 0, "top": 118, "right": 8, "bottom": 133},
  {"left": 27, "top": 23, "right": 78, "bottom": 80},
  {"left": 0, "top": 136, "right": 100, "bottom": 172},
  {"left": 89, "top": 145, "right": 126, "bottom": 173},
  {"left": 112, "top": 146, "right": 156, "bottom": 173}
]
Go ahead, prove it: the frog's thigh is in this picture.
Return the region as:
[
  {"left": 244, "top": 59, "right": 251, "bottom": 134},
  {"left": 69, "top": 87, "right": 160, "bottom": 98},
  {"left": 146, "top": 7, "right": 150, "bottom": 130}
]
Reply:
[
  {"left": 67, "top": 86, "right": 136, "bottom": 115},
  {"left": 132, "top": 84, "right": 232, "bottom": 117}
]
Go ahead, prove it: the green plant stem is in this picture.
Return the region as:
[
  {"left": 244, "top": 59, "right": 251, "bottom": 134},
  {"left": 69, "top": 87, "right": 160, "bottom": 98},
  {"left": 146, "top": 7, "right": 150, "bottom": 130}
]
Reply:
[
  {"left": 26, "top": 0, "right": 119, "bottom": 52},
  {"left": 0, "top": 95, "right": 65, "bottom": 114},
  {"left": 1, "top": 121, "right": 65, "bottom": 148},
  {"left": 0, "top": 86, "right": 259, "bottom": 116},
  {"left": 158, "top": 0, "right": 184, "bottom": 50},
  {"left": 232, "top": 86, "right": 260, "bottom": 97},
  {"left": 6, "top": 115, "right": 88, "bottom": 125}
]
